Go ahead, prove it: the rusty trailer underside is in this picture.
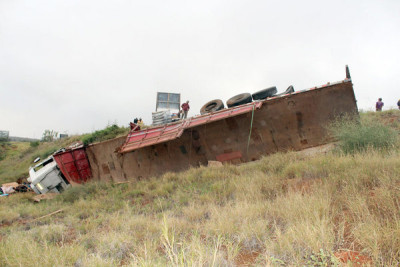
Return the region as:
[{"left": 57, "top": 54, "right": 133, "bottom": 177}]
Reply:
[{"left": 85, "top": 79, "right": 357, "bottom": 182}]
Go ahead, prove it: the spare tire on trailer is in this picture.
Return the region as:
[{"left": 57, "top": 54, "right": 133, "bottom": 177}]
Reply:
[
  {"left": 252, "top": 86, "right": 277, "bottom": 100},
  {"left": 200, "top": 99, "right": 225, "bottom": 115},
  {"left": 275, "top": 85, "right": 294, "bottom": 96},
  {"left": 226, "top": 93, "right": 253, "bottom": 108}
]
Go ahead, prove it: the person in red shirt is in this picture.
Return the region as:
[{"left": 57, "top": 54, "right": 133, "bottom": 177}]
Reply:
[{"left": 181, "top": 100, "right": 190, "bottom": 119}]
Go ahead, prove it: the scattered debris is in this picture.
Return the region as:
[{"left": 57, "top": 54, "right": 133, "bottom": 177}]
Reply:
[
  {"left": 1, "top": 180, "right": 33, "bottom": 196},
  {"left": 31, "top": 193, "right": 58, "bottom": 202},
  {"left": 67, "top": 141, "right": 83, "bottom": 149},
  {"left": 28, "top": 209, "right": 64, "bottom": 223},
  {"left": 1, "top": 182, "right": 18, "bottom": 195},
  {"left": 1, "top": 182, "right": 18, "bottom": 194},
  {"left": 2, "top": 182, "right": 19, "bottom": 188},
  {"left": 208, "top": 161, "right": 223, "bottom": 167}
]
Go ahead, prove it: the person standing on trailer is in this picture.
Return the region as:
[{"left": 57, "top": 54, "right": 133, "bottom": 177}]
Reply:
[
  {"left": 138, "top": 118, "right": 144, "bottom": 128},
  {"left": 181, "top": 101, "right": 190, "bottom": 119},
  {"left": 130, "top": 118, "right": 140, "bottom": 131}
]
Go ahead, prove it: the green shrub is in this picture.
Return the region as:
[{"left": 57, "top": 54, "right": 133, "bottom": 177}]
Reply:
[
  {"left": 81, "top": 124, "right": 128, "bottom": 146},
  {"left": 29, "top": 148, "right": 58, "bottom": 162},
  {"left": 330, "top": 116, "right": 398, "bottom": 154},
  {"left": 30, "top": 141, "right": 40, "bottom": 147},
  {"left": 40, "top": 148, "right": 58, "bottom": 159}
]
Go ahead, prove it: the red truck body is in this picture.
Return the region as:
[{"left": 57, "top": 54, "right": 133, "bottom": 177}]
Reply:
[{"left": 53, "top": 146, "right": 92, "bottom": 184}]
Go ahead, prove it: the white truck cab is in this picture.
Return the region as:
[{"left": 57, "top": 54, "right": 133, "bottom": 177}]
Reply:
[{"left": 27, "top": 156, "right": 70, "bottom": 194}]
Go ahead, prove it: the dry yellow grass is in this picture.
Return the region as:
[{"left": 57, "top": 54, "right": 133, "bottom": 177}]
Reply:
[{"left": 0, "top": 148, "right": 399, "bottom": 266}]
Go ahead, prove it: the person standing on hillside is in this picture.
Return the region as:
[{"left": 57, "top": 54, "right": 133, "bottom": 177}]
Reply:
[
  {"left": 376, "top": 98, "right": 384, "bottom": 111},
  {"left": 181, "top": 101, "right": 190, "bottom": 119},
  {"left": 397, "top": 99, "right": 400, "bottom": 110}
]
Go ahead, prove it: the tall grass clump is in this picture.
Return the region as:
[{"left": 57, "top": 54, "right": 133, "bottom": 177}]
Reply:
[
  {"left": 81, "top": 124, "right": 128, "bottom": 145},
  {"left": 330, "top": 115, "right": 398, "bottom": 154},
  {"left": 29, "top": 141, "right": 40, "bottom": 147}
]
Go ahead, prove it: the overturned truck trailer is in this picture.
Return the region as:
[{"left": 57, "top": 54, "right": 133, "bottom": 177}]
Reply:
[{"left": 83, "top": 75, "right": 357, "bottom": 183}]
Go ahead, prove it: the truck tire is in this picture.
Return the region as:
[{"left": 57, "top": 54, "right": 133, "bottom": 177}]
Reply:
[
  {"left": 226, "top": 93, "right": 253, "bottom": 108},
  {"left": 252, "top": 86, "right": 277, "bottom": 100},
  {"left": 275, "top": 85, "right": 295, "bottom": 96},
  {"left": 200, "top": 99, "right": 225, "bottom": 115}
]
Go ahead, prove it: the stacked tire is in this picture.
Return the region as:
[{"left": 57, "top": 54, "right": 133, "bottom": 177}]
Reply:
[
  {"left": 199, "top": 85, "right": 294, "bottom": 114},
  {"left": 275, "top": 85, "right": 294, "bottom": 96},
  {"left": 226, "top": 93, "right": 253, "bottom": 108},
  {"left": 251, "top": 86, "right": 277, "bottom": 100},
  {"left": 200, "top": 99, "right": 225, "bottom": 115}
]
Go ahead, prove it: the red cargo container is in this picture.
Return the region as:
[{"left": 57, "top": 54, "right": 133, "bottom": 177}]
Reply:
[{"left": 53, "top": 145, "right": 92, "bottom": 184}]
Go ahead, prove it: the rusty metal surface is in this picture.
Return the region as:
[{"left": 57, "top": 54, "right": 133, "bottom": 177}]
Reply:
[
  {"left": 120, "top": 101, "right": 263, "bottom": 153},
  {"left": 121, "top": 123, "right": 185, "bottom": 153},
  {"left": 86, "top": 79, "right": 357, "bottom": 182},
  {"left": 85, "top": 136, "right": 127, "bottom": 183}
]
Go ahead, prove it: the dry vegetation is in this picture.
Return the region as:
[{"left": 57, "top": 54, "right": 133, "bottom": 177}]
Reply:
[
  {"left": 0, "top": 125, "right": 129, "bottom": 184},
  {"left": 0, "top": 111, "right": 399, "bottom": 266},
  {"left": 0, "top": 137, "right": 79, "bottom": 183}
]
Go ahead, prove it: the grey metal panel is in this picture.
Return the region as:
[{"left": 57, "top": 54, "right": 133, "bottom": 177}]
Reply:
[{"left": 156, "top": 92, "right": 181, "bottom": 111}]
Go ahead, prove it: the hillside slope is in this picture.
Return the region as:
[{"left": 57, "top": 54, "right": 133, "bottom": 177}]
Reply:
[
  {"left": 0, "top": 124, "right": 129, "bottom": 184},
  {"left": 0, "top": 111, "right": 399, "bottom": 266}
]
